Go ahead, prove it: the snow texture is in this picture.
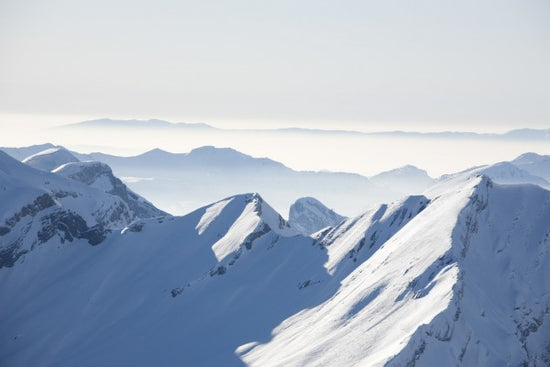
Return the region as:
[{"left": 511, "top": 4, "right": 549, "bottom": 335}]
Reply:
[
  {"left": 1, "top": 150, "right": 549, "bottom": 367},
  {"left": 288, "top": 197, "right": 346, "bottom": 235}
]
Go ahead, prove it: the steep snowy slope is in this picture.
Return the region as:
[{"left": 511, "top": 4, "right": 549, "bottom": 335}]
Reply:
[
  {"left": 53, "top": 161, "right": 166, "bottom": 219},
  {"left": 243, "top": 176, "right": 550, "bottom": 366},
  {"left": 387, "top": 179, "right": 550, "bottom": 366},
  {"left": 22, "top": 147, "right": 79, "bottom": 171},
  {"left": 1, "top": 164, "right": 549, "bottom": 366},
  {"left": 0, "top": 152, "right": 164, "bottom": 268},
  {"left": 288, "top": 197, "right": 345, "bottom": 235},
  {"left": 316, "top": 195, "right": 430, "bottom": 278},
  {"left": 0, "top": 193, "right": 316, "bottom": 367}
]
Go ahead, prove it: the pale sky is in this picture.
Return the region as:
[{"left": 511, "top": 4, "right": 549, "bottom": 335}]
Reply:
[{"left": 1, "top": 0, "right": 549, "bottom": 132}]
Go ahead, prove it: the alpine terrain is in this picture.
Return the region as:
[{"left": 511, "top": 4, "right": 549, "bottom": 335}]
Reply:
[{"left": 0, "top": 150, "right": 549, "bottom": 366}]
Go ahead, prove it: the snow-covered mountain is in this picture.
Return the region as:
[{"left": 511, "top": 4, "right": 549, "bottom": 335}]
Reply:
[
  {"left": 370, "top": 165, "right": 436, "bottom": 194},
  {"left": 1, "top": 161, "right": 549, "bottom": 366},
  {"left": 288, "top": 197, "right": 345, "bottom": 235},
  {"left": 512, "top": 152, "right": 550, "bottom": 182},
  {"left": 22, "top": 146, "right": 79, "bottom": 171},
  {"left": 441, "top": 161, "right": 550, "bottom": 189},
  {"left": 53, "top": 161, "right": 166, "bottom": 219},
  {"left": 0, "top": 151, "right": 165, "bottom": 268},
  {"left": 477, "top": 161, "right": 550, "bottom": 188},
  {"left": 244, "top": 175, "right": 550, "bottom": 366}
]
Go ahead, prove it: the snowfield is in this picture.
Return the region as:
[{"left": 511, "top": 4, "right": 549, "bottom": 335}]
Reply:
[{"left": 0, "top": 151, "right": 549, "bottom": 366}]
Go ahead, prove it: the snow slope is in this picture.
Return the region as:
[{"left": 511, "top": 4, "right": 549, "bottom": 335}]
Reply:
[
  {"left": 441, "top": 161, "right": 550, "bottom": 189},
  {"left": 476, "top": 162, "right": 550, "bottom": 188},
  {"left": 22, "top": 147, "right": 79, "bottom": 171},
  {"left": 0, "top": 192, "right": 316, "bottom": 367},
  {"left": 288, "top": 197, "right": 345, "bottom": 235},
  {"left": 243, "top": 176, "right": 550, "bottom": 366},
  {"left": 1, "top": 159, "right": 549, "bottom": 366}
]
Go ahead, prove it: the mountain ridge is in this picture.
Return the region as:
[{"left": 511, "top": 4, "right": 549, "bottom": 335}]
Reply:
[
  {"left": 1, "top": 166, "right": 549, "bottom": 365},
  {"left": 60, "top": 118, "right": 550, "bottom": 141}
]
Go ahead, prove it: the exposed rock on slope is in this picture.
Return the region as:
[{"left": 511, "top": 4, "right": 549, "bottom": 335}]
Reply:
[
  {"left": 243, "top": 176, "right": 550, "bottom": 366},
  {"left": 53, "top": 161, "right": 166, "bottom": 219},
  {"left": 0, "top": 151, "right": 164, "bottom": 269},
  {"left": 1, "top": 167, "right": 549, "bottom": 366}
]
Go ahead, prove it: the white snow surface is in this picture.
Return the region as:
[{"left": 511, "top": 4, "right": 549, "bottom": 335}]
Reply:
[
  {"left": 288, "top": 196, "right": 346, "bottom": 235},
  {"left": 441, "top": 161, "right": 550, "bottom": 189},
  {"left": 1, "top": 162, "right": 549, "bottom": 366},
  {"left": 198, "top": 193, "right": 298, "bottom": 261}
]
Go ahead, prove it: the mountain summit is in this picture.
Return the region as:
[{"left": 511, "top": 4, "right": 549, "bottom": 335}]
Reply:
[
  {"left": 1, "top": 168, "right": 549, "bottom": 366},
  {"left": 289, "top": 197, "right": 346, "bottom": 235}
]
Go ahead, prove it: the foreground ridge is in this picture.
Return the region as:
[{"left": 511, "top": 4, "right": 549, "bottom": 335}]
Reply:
[{"left": 0, "top": 171, "right": 549, "bottom": 366}]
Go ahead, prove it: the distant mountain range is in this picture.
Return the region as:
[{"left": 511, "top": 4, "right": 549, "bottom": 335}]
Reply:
[
  {"left": 3, "top": 143, "right": 550, "bottom": 218},
  {"left": 60, "top": 118, "right": 550, "bottom": 141},
  {"left": 63, "top": 118, "right": 215, "bottom": 130}
]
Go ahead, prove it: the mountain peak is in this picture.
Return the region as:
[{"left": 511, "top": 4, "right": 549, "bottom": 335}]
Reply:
[
  {"left": 514, "top": 152, "right": 545, "bottom": 162},
  {"left": 370, "top": 164, "right": 435, "bottom": 194},
  {"left": 187, "top": 145, "right": 244, "bottom": 158},
  {"left": 191, "top": 192, "right": 297, "bottom": 261},
  {"left": 472, "top": 162, "right": 550, "bottom": 189},
  {"left": 289, "top": 197, "right": 345, "bottom": 235},
  {"left": 140, "top": 148, "right": 171, "bottom": 156}
]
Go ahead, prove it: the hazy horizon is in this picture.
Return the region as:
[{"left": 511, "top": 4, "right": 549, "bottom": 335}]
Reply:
[
  {"left": 1, "top": 113, "right": 549, "bottom": 134},
  {"left": 1, "top": 0, "right": 549, "bottom": 177},
  {"left": 2, "top": 1, "right": 549, "bottom": 130},
  {"left": 1, "top": 115, "right": 548, "bottom": 178}
]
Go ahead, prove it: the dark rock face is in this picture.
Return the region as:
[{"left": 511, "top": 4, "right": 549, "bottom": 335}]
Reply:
[
  {"left": 37, "top": 211, "right": 108, "bottom": 246},
  {"left": 4, "top": 194, "right": 56, "bottom": 229},
  {"left": 0, "top": 242, "right": 27, "bottom": 269},
  {"left": 0, "top": 192, "right": 112, "bottom": 269},
  {"left": 59, "top": 161, "right": 166, "bottom": 219}
]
